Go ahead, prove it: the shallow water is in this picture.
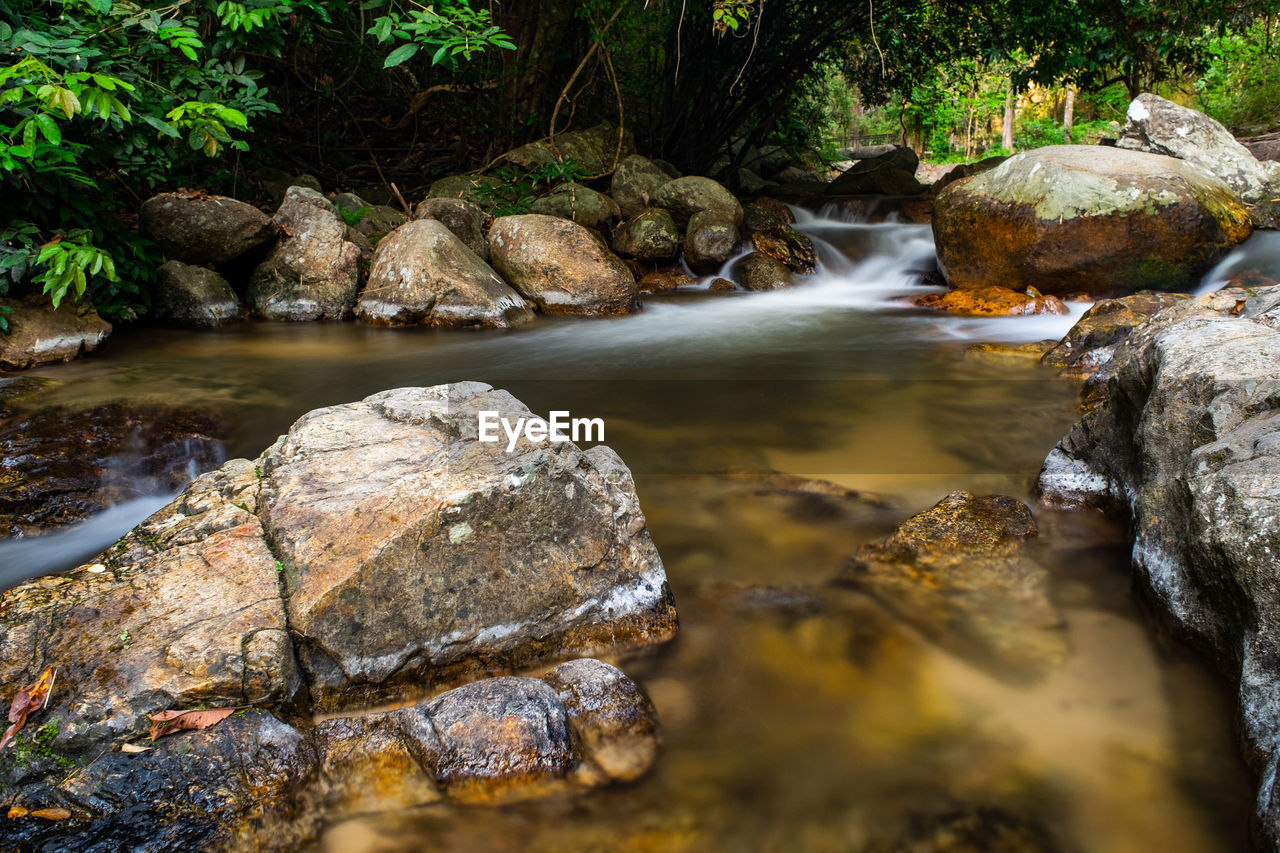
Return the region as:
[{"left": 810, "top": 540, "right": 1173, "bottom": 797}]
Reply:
[{"left": 4, "top": 215, "right": 1268, "bottom": 851}]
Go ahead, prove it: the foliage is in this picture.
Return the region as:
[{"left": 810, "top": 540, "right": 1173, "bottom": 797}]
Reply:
[
  {"left": 365, "top": 0, "right": 515, "bottom": 69},
  {"left": 472, "top": 158, "right": 589, "bottom": 217},
  {"left": 1195, "top": 19, "right": 1280, "bottom": 133}
]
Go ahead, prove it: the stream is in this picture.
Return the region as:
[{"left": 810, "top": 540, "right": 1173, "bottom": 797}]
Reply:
[{"left": 1, "top": 209, "right": 1265, "bottom": 851}]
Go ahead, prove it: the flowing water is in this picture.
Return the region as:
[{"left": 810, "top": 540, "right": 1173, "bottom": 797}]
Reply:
[{"left": 3, "top": 211, "right": 1269, "bottom": 851}]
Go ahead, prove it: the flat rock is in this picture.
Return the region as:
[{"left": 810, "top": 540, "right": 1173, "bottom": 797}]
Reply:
[
  {"left": 914, "top": 285, "right": 1068, "bottom": 316},
  {"left": 0, "top": 296, "right": 111, "bottom": 370}
]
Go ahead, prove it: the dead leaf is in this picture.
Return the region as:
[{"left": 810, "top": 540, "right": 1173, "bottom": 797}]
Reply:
[
  {"left": 30, "top": 808, "right": 71, "bottom": 821},
  {"left": 120, "top": 742, "right": 152, "bottom": 754},
  {"left": 7, "top": 806, "right": 28, "bottom": 819},
  {"left": 148, "top": 708, "right": 236, "bottom": 741},
  {"left": 1232, "top": 299, "right": 1247, "bottom": 316},
  {"left": 0, "top": 667, "right": 56, "bottom": 751}
]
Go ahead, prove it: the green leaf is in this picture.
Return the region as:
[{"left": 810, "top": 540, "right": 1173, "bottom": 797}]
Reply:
[
  {"left": 383, "top": 43, "right": 419, "bottom": 68},
  {"left": 143, "top": 115, "right": 182, "bottom": 138},
  {"left": 91, "top": 0, "right": 113, "bottom": 13},
  {"left": 33, "top": 114, "right": 60, "bottom": 145}
]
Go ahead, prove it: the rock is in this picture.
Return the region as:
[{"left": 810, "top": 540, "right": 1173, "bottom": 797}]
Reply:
[
  {"left": 487, "top": 214, "right": 639, "bottom": 315},
  {"left": 913, "top": 285, "right": 1069, "bottom": 316},
  {"left": 609, "top": 154, "right": 676, "bottom": 219},
  {"left": 413, "top": 196, "right": 490, "bottom": 260},
  {"left": 932, "top": 145, "right": 1253, "bottom": 298},
  {"left": 0, "top": 296, "right": 111, "bottom": 370},
  {"left": 709, "top": 277, "right": 737, "bottom": 292},
  {"left": 734, "top": 168, "right": 774, "bottom": 195},
  {"left": 151, "top": 260, "right": 245, "bottom": 327},
  {"left": 652, "top": 176, "right": 744, "bottom": 228},
  {"left": 1040, "top": 291, "right": 1190, "bottom": 377},
  {"left": 612, "top": 208, "right": 680, "bottom": 261},
  {"left": 355, "top": 220, "right": 533, "bottom": 328},
  {"left": 742, "top": 198, "right": 796, "bottom": 231},
  {"left": 835, "top": 491, "right": 1068, "bottom": 680},
  {"left": 1036, "top": 284, "right": 1280, "bottom": 846},
  {"left": 0, "top": 393, "right": 226, "bottom": 538},
  {"left": 530, "top": 183, "right": 621, "bottom": 229},
  {"left": 964, "top": 341, "right": 1058, "bottom": 366},
  {"left": 257, "top": 383, "right": 676, "bottom": 709},
  {"left": 501, "top": 123, "right": 635, "bottom": 177},
  {"left": 0, "top": 711, "right": 316, "bottom": 853},
  {"left": 139, "top": 192, "right": 276, "bottom": 266},
  {"left": 331, "top": 192, "right": 369, "bottom": 215},
  {"left": 247, "top": 187, "right": 364, "bottom": 321},
  {"left": 425, "top": 174, "right": 504, "bottom": 212},
  {"left": 683, "top": 210, "right": 740, "bottom": 273},
  {"left": 638, "top": 273, "right": 678, "bottom": 293},
  {"left": 1240, "top": 132, "right": 1280, "bottom": 163},
  {"left": 351, "top": 204, "right": 406, "bottom": 242},
  {"left": 825, "top": 147, "right": 926, "bottom": 196},
  {"left": 542, "top": 658, "right": 659, "bottom": 784},
  {"left": 731, "top": 252, "right": 795, "bottom": 291},
  {"left": 931, "top": 154, "right": 1009, "bottom": 192},
  {"left": 1118, "top": 93, "right": 1280, "bottom": 228},
  {"left": 749, "top": 226, "right": 816, "bottom": 274},
  {"left": 0, "top": 459, "right": 298, "bottom": 770}
]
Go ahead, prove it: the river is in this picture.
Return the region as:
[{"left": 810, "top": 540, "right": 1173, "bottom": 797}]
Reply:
[{"left": 1, "top": 209, "right": 1262, "bottom": 851}]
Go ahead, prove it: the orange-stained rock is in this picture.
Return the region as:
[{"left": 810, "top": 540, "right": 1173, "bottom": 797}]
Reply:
[
  {"left": 913, "top": 285, "right": 1069, "bottom": 316},
  {"left": 933, "top": 145, "right": 1252, "bottom": 297}
]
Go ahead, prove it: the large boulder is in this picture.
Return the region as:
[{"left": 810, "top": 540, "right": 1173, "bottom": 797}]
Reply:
[
  {"left": 933, "top": 145, "right": 1253, "bottom": 297},
  {"left": 413, "top": 196, "right": 490, "bottom": 260},
  {"left": 531, "top": 183, "right": 621, "bottom": 230},
  {"left": 610, "top": 154, "right": 678, "bottom": 219},
  {"left": 487, "top": 214, "right": 639, "bottom": 315},
  {"left": 247, "top": 187, "right": 364, "bottom": 321},
  {"left": 0, "top": 296, "right": 110, "bottom": 370},
  {"left": 612, "top": 208, "right": 680, "bottom": 261},
  {"left": 1118, "top": 93, "right": 1280, "bottom": 228},
  {"left": 683, "top": 210, "right": 740, "bottom": 273},
  {"left": 355, "top": 220, "right": 533, "bottom": 328},
  {"left": 1037, "top": 284, "right": 1280, "bottom": 846},
  {"left": 825, "top": 146, "right": 926, "bottom": 196},
  {"left": 139, "top": 192, "right": 276, "bottom": 266},
  {"left": 836, "top": 491, "right": 1068, "bottom": 681},
  {"left": 151, "top": 260, "right": 245, "bottom": 327},
  {"left": 258, "top": 383, "right": 676, "bottom": 709},
  {"left": 749, "top": 226, "right": 816, "bottom": 274},
  {"left": 652, "top": 176, "right": 744, "bottom": 229},
  {"left": 1241, "top": 132, "right": 1280, "bottom": 163}
]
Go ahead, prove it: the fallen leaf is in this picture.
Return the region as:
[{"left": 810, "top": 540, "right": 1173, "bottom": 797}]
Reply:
[
  {"left": 148, "top": 708, "right": 236, "bottom": 741},
  {"left": 7, "top": 806, "right": 28, "bottom": 819},
  {"left": 120, "top": 742, "right": 152, "bottom": 754},
  {"left": 0, "top": 667, "right": 56, "bottom": 751},
  {"left": 1232, "top": 299, "right": 1247, "bottom": 316},
  {"left": 30, "top": 808, "right": 71, "bottom": 821}
]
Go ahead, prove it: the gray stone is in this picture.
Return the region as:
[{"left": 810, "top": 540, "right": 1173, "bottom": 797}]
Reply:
[
  {"left": 152, "top": 260, "right": 245, "bottom": 327},
  {"left": 356, "top": 219, "right": 533, "bottom": 328},
  {"left": 652, "top": 176, "right": 744, "bottom": 229},
  {"left": 731, "top": 252, "right": 795, "bottom": 291},
  {"left": 531, "top": 183, "right": 621, "bottom": 229},
  {"left": 611, "top": 155, "right": 680, "bottom": 219},
  {"left": 684, "top": 210, "right": 740, "bottom": 273},
  {"left": 139, "top": 192, "right": 276, "bottom": 266},
  {"left": 0, "top": 296, "right": 110, "bottom": 370},
  {"left": 612, "top": 208, "right": 680, "bottom": 261},
  {"left": 413, "top": 196, "right": 490, "bottom": 260},
  {"left": 247, "top": 187, "right": 363, "bottom": 321}
]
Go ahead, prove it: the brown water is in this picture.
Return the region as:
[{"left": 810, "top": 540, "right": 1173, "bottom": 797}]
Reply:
[{"left": 6, "top": 218, "right": 1254, "bottom": 851}]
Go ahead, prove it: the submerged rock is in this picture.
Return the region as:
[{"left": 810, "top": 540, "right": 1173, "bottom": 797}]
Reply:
[
  {"left": 355, "top": 219, "right": 533, "bottom": 328},
  {"left": 1118, "top": 93, "right": 1280, "bottom": 228},
  {"left": 0, "top": 391, "right": 226, "bottom": 537},
  {"left": 1037, "top": 284, "right": 1280, "bottom": 846},
  {"left": 488, "top": 214, "right": 639, "bottom": 315},
  {"left": 139, "top": 192, "right": 276, "bottom": 267},
  {"left": 836, "top": 491, "right": 1068, "bottom": 680},
  {"left": 247, "top": 187, "right": 364, "bottom": 321},
  {"left": 932, "top": 145, "right": 1252, "bottom": 297},
  {"left": 914, "top": 285, "right": 1068, "bottom": 317},
  {"left": 0, "top": 295, "right": 111, "bottom": 370},
  {"left": 731, "top": 252, "right": 795, "bottom": 291},
  {"left": 152, "top": 260, "right": 245, "bottom": 327}
]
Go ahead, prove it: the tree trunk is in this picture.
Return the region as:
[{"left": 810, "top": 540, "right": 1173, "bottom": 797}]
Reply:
[
  {"left": 1002, "top": 87, "right": 1015, "bottom": 152},
  {"left": 1063, "top": 82, "right": 1075, "bottom": 143}
]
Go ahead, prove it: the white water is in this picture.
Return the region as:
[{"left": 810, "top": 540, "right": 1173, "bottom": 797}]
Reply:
[{"left": 1196, "top": 231, "right": 1280, "bottom": 296}]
